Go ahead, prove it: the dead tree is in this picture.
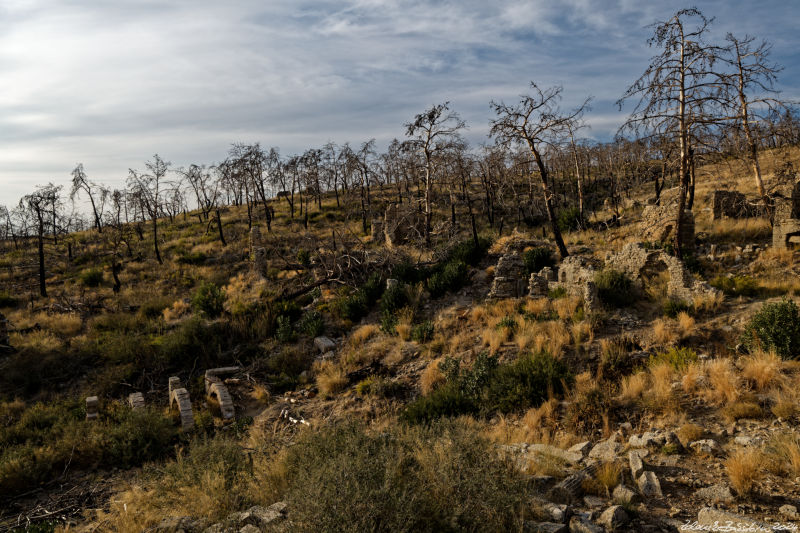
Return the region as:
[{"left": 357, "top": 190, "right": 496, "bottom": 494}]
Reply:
[
  {"left": 490, "top": 83, "right": 590, "bottom": 259},
  {"left": 20, "top": 184, "right": 62, "bottom": 297},
  {"left": 618, "top": 8, "right": 725, "bottom": 258},
  {"left": 70, "top": 163, "right": 108, "bottom": 233},
  {"left": 405, "top": 102, "right": 466, "bottom": 245},
  {"left": 128, "top": 154, "right": 170, "bottom": 264}
]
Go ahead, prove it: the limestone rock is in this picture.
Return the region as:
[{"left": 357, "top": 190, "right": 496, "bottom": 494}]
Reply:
[
  {"left": 637, "top": 471, "right": 662, "bottom": 498},
  {"left": 688, "top": 439, "right": 717, "bottom": 455},
  {"left": 567, "top": 441, "right": 592, "bottom": 458},
  {"left": 568, "top": 516, "right": 603, "bottom": 533},
  {"left": 612, "top": 484, "right": 636, "bottom": 504},
  {"left": 598, "top": 505, "right": 629, "bottom": 530},
  {"left": 313, "top": 336, "right": 336, "bottom": 353},
  {"left": 697, "top": 507, "right": 778, "bottom": 532},
  {"left": 588, "top": 438, "right": 620, "bottom": 462},
  {"left": 628, "top": 451, "right": 644, "bottom": 480},
  {"left": 779, "top": 504, "right": 798, "bottom": 520},
  {"left": 694, "top": 484, "right": 734, "bottom": 503},
  {"left": 528, "top": 443, "right": 584, "bottom": 465},
  {"left": 155, "top": 516, "right": 206, "bottom": 532},
  {"left": 525, "top": 522, "right": 568, "bottom": 533}
]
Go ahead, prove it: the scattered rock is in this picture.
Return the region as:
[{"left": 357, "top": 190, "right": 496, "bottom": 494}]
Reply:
[
  {"left": 582, "top": 495, "right": 605, "bottom": 508},
  {"left": 155, "top": 516, "right": 206, "bottom": 532},
  {"left": 526, "top": 522, "right": 568, "bottom": 533},
  {"left": 313, "top": 336, "right": 336, "bottom": 353},
  {"left": 694, "top": 484, "right": 734, "bottom": 503},
  {"left": 528, "top": 443, "right": 584, "bottom": 464},
  {"left": 637, "top": 471, "right": 662, "bottom": 498},
  {"left": 238, "top": 526, "right": 260, "bottom": 533},
  {"left": 779, "top": 504, "right": 798, "bottom": 519},
  {"left": 588, "top": 438, "right": 620, "bottom": 462},
  {"left": 568, "top": 441, "right": 592, "bottom": 458},
  {"left": 612, "top": 484, "right": 637, "bottom": 504},
  {"left": 696, "top": 507, "right": 779, "bottom": 532},
  {"left": 568, "top": 516, "right": 603, "bottom": 533},
  {"left": 628, "top": 451, "right": 644, "bottom": 480},
  {"left": 629, "top": 431, "right": 664, "bottom": 448},
  {"left": 688, "top": 439, "right": 717, "bottom": 455},
  {"left": 598, "top": 505, "right": 629, "bottom": 530}
]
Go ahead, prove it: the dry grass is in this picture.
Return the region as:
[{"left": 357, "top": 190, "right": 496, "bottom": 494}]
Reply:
[
  {"left": 770, "top": 383, "right": 800, "bottom": 419},
  {"left": 755, "top": 246, "right": 795, "bottom": 268},
  {"left": 314, "top": 360, "right": 349, "bottom": 396},
  {"left": 766, "top": 432, "right": 800, "bottom": 476},
  {"left": 421, "top": 358, "right": 446, "bottom": 395},
  {"left": 523, "top": 298, "right": 550, "bottom": 318},
  {"left": 10, "top": 330, "right": 62, "bottom": 352},
  {"left": 652, "top": 318, "right": 677, "bottom": 346},
  {"left": 677, "top": 423, "right": 704, "bottom": 445},
  {"left": 740, "top": 350, "right": 783, "bottom": 391},
  {"left": 532, "top": 321, "right": 571, "bottom": 358},
  {"left": 693, "top": 291, "right": 724, "bottom": 315},
  {"left": 681, "top": 362, "right": 704, "bottom": 394},
  {"left": 163, "top": 300, "right": 191, "bottom": 322},
  {"left": 646, "top": 363, "right": 678, "bottom": 412},
  {"left": 594, "top": 462, "right": 621, "bottom": 494},
  {"left": 350, "top": 324, "right": 380, "bottom": 347},
  {"left": 704, "top": 359, "right": 739, "bottom": 406},
  {"left": 571, "top": 321, "right": 594, "bottom": 349},
  {"left": 482, "top": 326, "right": 507, "bottom": 355},
  {"left": 676, "top": 311, "right": 696, "bottom": 339},
  {"left": 726, "top": 448, "right": 764, "bottom": 496},
  {"left": 723, "top": 400, "right": 763, "bottom": 422},
  {"left": 553, "top": 296, "right": 581, "bottom": 321},
  {"left": 619, "top": 372, "right": 648, "bottom": 404}
]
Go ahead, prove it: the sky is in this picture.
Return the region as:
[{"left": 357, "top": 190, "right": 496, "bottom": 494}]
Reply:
[{"left": 1, "top": 0, "right": 798, "bottom": 205}]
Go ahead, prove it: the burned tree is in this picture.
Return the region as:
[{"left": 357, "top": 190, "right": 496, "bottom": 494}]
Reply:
[
  {"left": 70, "top": 163, "right": 108, "bottom": 233},
  {"left": 128, "top": 154, "right": 170, "bottom": 264},
  {"left": 490, "top": 83, "right": 590, "bottom": 259},
  {"left": 618, "top": 8, "right": 725, "bottom": 258},
  {"left": 405, "top": 102, "right": 466, "bottom": 245},
  {"left": 20, "top": 184, "right": 62, "bottom": 297}
]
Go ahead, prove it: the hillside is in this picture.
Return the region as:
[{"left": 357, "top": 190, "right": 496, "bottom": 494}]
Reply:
[{"left": 1, "top": 146, "right": 800, "bottom": 533}]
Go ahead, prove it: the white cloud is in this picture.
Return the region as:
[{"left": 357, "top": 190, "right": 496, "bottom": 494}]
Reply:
[{"left": 0, "top": 0, "right": 796, "bottom": 204}]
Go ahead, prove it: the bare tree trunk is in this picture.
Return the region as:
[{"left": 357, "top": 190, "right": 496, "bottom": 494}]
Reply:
[
  {"left": 215, "top": 209, "right": 226, "bottom": 246},
  {"left": 152, "top": 216, "right": 162, "bottom": 264},
  {"left": 37, "top": 220, "right": 46, "bottom": 297}
]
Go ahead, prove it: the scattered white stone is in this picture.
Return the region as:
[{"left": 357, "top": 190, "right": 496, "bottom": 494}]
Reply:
[
  {"left": 568, "top": 441, "right": 592, "bottom": 458},
  {"left": 629, "top": 431, "right": 664, "bottom": 448},
  {"left": 582, "top": 495, "right": 605, "bottom": 508},
  {"left": 527, "top": 522, "right": 568, "bottom": 533},
  {"left": 628, "top": 451, "right": 644, "bottom": 480},
  {"left": 568, "top": 516, "right": 603, "bottom": 533},
  {"left": 779, "top": 504, "right": 798, "bottom": 519},
  {"left": 637, "top": 471, "right": 662, "bottom": 498},
  {"left": 694, "top": 484, "right": 734, "bottom": 503},
  {"left": 697, "top": 507, "right": 771, "bottom": 531},
  {"left": 528, "top": 443, "right": 584, "bottom": 464},
  {"left": 598, "top": 505, "right": 629, "bottom": 530},
  {"left": 688, "top": 439, "right": 717, "bottom": 454},
  {"left": 313, "top": 336, "right": 336, "bottom": 353},
  {"left": 612, "top": 484, "right": 636, "bottom": 504},
  {"left": 588, "top": 438, "right": 620, "bottom": 462}
]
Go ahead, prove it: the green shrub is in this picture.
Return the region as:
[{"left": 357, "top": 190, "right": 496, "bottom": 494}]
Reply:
[
  {"left": 401, "top": 383, "right": 478, "bottom": 424},
  {"left": 297, "top": 310, "right": 324, "bottom": 337},
  {"left": 274, "top": 300, "right": 303, "bottom": 322},
  {"left": 663, "top": 299, "right": 692, "bottom": 318},
  {"left": 496, "top": 315, "right": 517, "bottom": 332},
  {"left": 297, "top": 249, "right": 311, "bottom": 267},
  {"left": 711, "top": 275, "right": 760, "bottom": 297},
  {"left": 283, "top": 421, "right": 529, "bottom": 531},
  {"left": 523, "top": 247, "right": 555, "bottom": 275},
  {"left": 595, "top": 269, "right": 635, "bottom": 308},
  {"left": 547, "top": 286, "right": 567, "bottom": 299},
  {"left": 335, "top": 291, "right": 368, "bottom": 322},
  {"left": 426, "top": 260, "right": 468, "bottom": 298},
  {"left": 741, "top": 300, "right": 800, "bottom": 358},
  {"left": 557, "top": 206, "right": 584, "bottom": 232},
  {"left": 565, "top": 386, "right": 610, "bottom": 435},
  {"left": 487, "top": 352, "right": 572, "bottom": 413},
  {"left": 176, "top": 251, "right": 207, "bottom": 265},
  {"left": 79, "top": 268, "right": 104, "bottom": 287},
  {"left": 275, "top": 315, "right": 296, "bottom": 343},
  {"left": 649, "top": 347, "right": 698, "bottom": 371},
  {"left": 191, "top": 282, "right": 225, "bottom": 318},
  {"left": 361, "top": 272, "right": 385, "bottom": 305},
  {"left": 445, "top": 237, "right": 491, "bottom": 266},
  {"left": 138, "top": 296, "right": 174, "bottom": 319},
  {"left": 411, "top": 321, "right": 434, "bottom": 343},
  {"left": 355, "top": 376, "right": 405, "bottom": 398},
  {"left": 380, "top": 282, "right": 408, "bottom": 315}
]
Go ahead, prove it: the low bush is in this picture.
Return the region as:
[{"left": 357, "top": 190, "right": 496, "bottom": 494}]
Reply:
[
  {"left": 711, "top": 275, "right": 760, "bottom": 297},
  {"left": 191, "top": 282, "right": 225, "bottom": 318},
  {"left": 0, "top": 290, "right": 17, "bottom": 307},
  {"left": 283, "top": 421, "right": 530, "bottom": 531},
  {"left": 523, "top": 247, "right": 555, "bottom": 275},
  {"left": 176, "top": 251, "right": 207, "bottom": 265},
  {"left": 444, "top": 237, "right": 490, "bottom": 267},
  {"left": 355, "top": 376, "right": 405, "bottom": 398},
  {"left": 426, "top": 260, "right": 468, "bottom": 298},
  {"left": 79, "top": 268, "right": 104, "bottom": 287},
  {"left": 595, "top": 269, "right": 635, "bottom": 308},
  {"left": 275, "top": 315, "right": 296, "bottom": 343},
  {"left": 557, "top": 206, "right": 584, "bottom": 232},
  {"left": 663, "top": 299, "right": 692, "bottom": 318},
  {"left": 741, "top": 300, "right": 800, "bottom": 358},
  {"left": 380, "top": 282, "right": 408, "bottom": 315},
  {"left": 487, "top": 352, "right": 572, "bottom": 413},
  {"left": 649, "top": 347, "right": 698, "bottom": 371},
  {"left": 296, "top": 249, "right": 311, "bottom": 267},
  {"left": 411, "top": 321, "right": 434, "bottom": 343},
  {"left": 297, "top": 310, "right": 324, "bottom": 337}
]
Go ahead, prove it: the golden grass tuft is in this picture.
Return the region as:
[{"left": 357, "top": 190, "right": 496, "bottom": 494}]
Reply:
[
  {"left": 770, "top": 383, "right": 800, "bottom": 419},
  {"left": 676, "top": 311, "right": 696, "bottom": 339},
  {"left": 693, "top": 291, "right": 724, "bottom": 315},
  {"left": 10, "top": 330, "right": 62, "bottom": 352},
  {"left": 766, "top": 432, "right": 800, "bottom": 476},
  {"left": 681, "top": 361, "right": 704, "bottom": 394},
  {"left": 619, "top": 372, "right": 648, "bottom": 404},
  {"left": 314, "top": 360, "right": 349, "bottom": 396},
  {"left": 677, "top": 423, "right": 704, "bottom": 445},
  {"left": 553, "top": 296, "right": 581, "bottom": 321},
  {"left": 652, "top": 318, "right": 677, "bottom": 346},
  {"left": 523, "top": 297, "right": 550, "bottom": 317},
  {"left": 594, "top": 461, "right": 621, "bottom": 494},
  {"left": 725, "top": 448, "right": 764, "bottom": 496},
  {"left": 740, "top": 350, "right": 783, "bottom": 391},
  {"left": 163, "top": 300, "right": 191, "bottom": 322},
  {"left": 647, "top": 362, "right": 677, "bottom": 411},
  {"left": 421, "top": 358, "right": 446, "bottom": 395},
  {"left": 350, "top": 324, "right": 380, "bottom": 347},
  {"left": 704, "top": 358, "right": 739, "bottom": 406},
  {"left": 532, "top": 321, "right": 570, "bottom": 358},
  {"left": 482, "top": 326, "right": 507, "bottom": 355}
]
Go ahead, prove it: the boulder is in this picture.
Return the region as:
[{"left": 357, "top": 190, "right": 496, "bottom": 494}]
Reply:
[
  {"left": 568, "top": 516, "right": 603, "bottom": 533},
  {"left": 612, "top": 484, "right": 636, "bottom": 504},
  {"left": 637, "top": 471, "right": 662, "bottom": 498},
  {"left": 598, "top": 505, "right": 629, "bottom": 530},
  {"left": 694, "top": 484, "right": 734, "bottom": 503},
  {"left": 313, "top": 336, "right": 336, "bottom": 353},
  {"left": 628, "top": 451, "right": 644, "bottom": 480},
  {"left": 588, "top": 438, "right": 620, "bottom": 462}
]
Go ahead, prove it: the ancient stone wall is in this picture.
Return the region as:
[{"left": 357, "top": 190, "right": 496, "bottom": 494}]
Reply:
[
  {"left": 606, "top": 242, "right": 719, "bottom": 303},
  {"left": 772, "top": 181, "right": 800, "bottom": 249},
  {"left": 639, "top": 205, "right": 694, "bottom": 250},
  {"left": 712, "top": 190, "right": 757, "bottom": 220},
  {"left": 487, "top": 252, "right": 526, "bottom": 299}
]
